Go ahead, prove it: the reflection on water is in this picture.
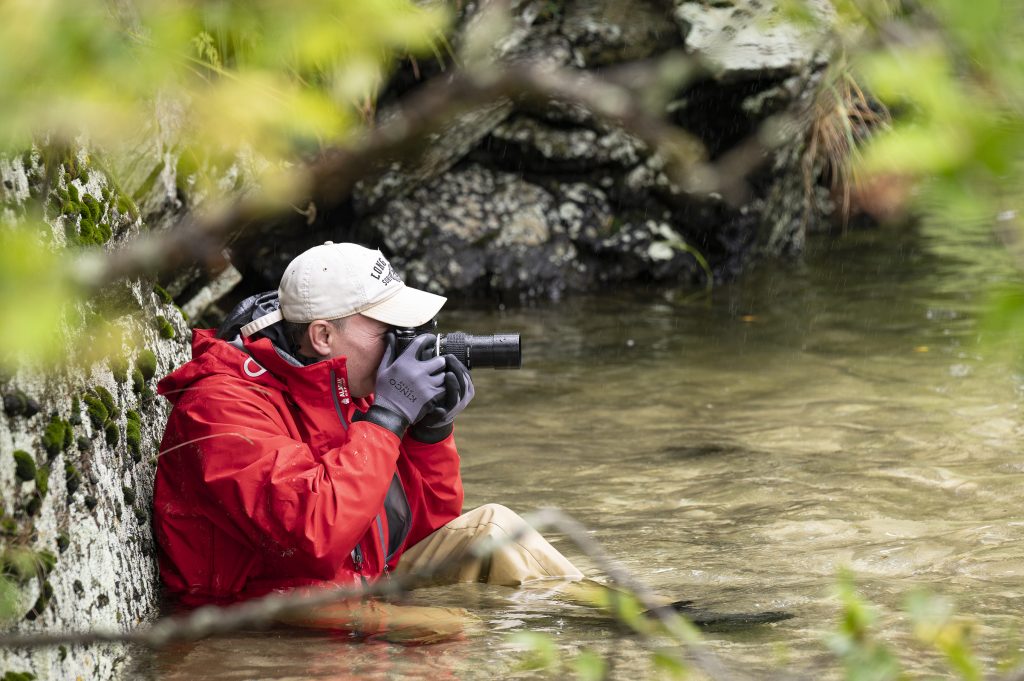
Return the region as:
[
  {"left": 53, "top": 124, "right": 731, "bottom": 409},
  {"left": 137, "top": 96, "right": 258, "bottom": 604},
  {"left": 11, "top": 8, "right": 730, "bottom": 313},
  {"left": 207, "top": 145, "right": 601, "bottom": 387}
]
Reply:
[{"left": 143, "top": 225, "right": 1024, "bottom": 679}]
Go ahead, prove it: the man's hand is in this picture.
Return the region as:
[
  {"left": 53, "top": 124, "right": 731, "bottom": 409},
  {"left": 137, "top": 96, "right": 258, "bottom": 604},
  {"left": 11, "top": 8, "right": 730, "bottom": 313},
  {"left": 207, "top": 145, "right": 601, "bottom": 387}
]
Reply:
[
  {"left": 409, "top": 354, "right": 475, "bottom": 443},
  {"left": 361, "top": 334, "right": 446, "bottom": 437}
]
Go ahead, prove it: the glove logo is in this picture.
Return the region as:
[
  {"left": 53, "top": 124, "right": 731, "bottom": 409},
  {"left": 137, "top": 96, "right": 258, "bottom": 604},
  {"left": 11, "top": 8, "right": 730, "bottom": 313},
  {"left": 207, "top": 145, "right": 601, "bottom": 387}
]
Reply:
[{"left": 388, "top": 378, "right": 417, "bottom": 402}]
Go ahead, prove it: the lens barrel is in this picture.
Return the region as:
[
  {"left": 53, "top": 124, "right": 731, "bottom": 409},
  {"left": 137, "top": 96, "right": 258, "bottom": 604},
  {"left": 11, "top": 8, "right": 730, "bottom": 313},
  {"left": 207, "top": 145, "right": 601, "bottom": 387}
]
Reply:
[{"left": 440, "top": 332, "right": 521, "bottom": 370}]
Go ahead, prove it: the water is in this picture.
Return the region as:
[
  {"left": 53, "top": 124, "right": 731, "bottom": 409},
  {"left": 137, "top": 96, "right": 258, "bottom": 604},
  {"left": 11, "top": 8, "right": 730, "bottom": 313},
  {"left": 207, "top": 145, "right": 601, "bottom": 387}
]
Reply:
[{"left": 144, "top": 225, "right": 1024, "bottom": 679}]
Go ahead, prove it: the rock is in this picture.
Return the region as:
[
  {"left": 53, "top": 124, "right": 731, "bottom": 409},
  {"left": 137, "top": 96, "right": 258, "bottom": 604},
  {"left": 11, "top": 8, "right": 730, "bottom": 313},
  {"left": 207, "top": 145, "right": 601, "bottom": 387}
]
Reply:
[
  {"left": 675, "top": 0, "right": 831, "bottom": 81},
  {"left": 364, "top": 163, "right": 580, "bottom": 298},
  {"left": 487, "top": 114, "right": 646, "bottom": 172},
  {"left": 252, "top": 0, "right": 831, "bottom": 302},
  {"left": 0, "top": 152, "right": 191, "bottom": 680},
  {"left": 353, "top": 101, "right": 515, "bottom": 215},
  {"left": 562, "top": 0, "right": 681, "bottom": 67}
]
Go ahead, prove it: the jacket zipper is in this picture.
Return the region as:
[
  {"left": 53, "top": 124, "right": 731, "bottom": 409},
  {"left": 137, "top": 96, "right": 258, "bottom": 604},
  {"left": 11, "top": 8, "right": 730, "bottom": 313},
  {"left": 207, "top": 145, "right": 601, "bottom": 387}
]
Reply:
[
  {"left": 351, "top": 544, "right": 368, "bottom": 587},
  {"left": 375, "top": 514, "right": 391, "bottom": 578}
]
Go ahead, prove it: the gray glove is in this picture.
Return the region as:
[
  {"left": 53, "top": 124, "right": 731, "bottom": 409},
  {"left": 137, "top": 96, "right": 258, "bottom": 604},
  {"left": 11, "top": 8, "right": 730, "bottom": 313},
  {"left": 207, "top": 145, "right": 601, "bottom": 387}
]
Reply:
[
  {"left": 409, "top": 354, "right": 475, "bottom": 443},
  {"left": 362, "top": 334, "right": 446, "bottom": 437}
]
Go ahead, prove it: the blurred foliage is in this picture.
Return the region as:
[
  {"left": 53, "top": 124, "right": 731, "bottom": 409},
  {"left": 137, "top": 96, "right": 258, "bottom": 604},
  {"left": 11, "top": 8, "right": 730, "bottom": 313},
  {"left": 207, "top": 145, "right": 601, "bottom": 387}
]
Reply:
[
  {"left": 781, "top": 0, "right": 1024, "bottom": 353},
  {"left": 513, "top": 573, "right": 988, "bottom": 679},
  {"left": 827, "top": 571, "right": 902, "bottom": 681},
  {"left": 0, "top": 0, "right": 448, "bottom": 369},
  {"left": 0, "top": 0, "right": 448, "bottom": 166}
]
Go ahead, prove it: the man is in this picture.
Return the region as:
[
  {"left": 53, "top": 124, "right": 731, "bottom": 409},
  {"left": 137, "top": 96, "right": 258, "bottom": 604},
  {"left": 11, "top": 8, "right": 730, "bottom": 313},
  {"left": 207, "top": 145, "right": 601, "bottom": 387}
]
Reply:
[{"left": 153, "top": 241, "right": 581, "bottom": 607}]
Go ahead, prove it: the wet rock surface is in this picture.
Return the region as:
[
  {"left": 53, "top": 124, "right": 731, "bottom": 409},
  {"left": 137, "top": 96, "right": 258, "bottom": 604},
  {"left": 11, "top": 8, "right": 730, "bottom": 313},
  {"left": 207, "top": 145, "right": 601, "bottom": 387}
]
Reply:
[
  {"left": 230, "top": 0, "right": 832, "bottom": 301},
  {"left": 0, "top": 152, "right": 192, "bottom": 681},
  {"left": 235, "top": 0, "right": 833, "bottom": 302}
]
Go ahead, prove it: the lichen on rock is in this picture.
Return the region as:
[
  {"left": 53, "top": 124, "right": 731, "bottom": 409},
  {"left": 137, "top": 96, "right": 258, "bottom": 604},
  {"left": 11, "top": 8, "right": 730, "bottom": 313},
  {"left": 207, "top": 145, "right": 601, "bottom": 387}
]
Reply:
[{"left": 0, "top": 149, "right": 191, "bottom": 680}]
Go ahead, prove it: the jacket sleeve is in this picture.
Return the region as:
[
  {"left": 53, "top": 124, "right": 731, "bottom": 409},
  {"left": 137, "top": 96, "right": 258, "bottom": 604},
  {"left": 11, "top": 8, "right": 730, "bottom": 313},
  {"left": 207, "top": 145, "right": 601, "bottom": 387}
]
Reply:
[
  {"left": 395, "top": 430, "right": 465, "bottom": 551},
  {"left": 165, "top": 376, "right": 400, "bottom": 577}
]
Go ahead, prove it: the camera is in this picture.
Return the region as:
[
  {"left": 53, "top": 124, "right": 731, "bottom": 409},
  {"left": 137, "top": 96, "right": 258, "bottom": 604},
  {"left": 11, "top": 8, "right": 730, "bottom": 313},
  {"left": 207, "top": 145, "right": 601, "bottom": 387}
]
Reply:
[{"left": 394, "top": 319, "right": 521, "bottom": 370}]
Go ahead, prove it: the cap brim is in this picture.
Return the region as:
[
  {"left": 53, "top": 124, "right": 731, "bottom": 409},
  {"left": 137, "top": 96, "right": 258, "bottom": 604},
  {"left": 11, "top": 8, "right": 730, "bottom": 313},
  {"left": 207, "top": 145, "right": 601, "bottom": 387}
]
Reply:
[{"left": 360, "top": 285, "right": 447, "bottom": 327}]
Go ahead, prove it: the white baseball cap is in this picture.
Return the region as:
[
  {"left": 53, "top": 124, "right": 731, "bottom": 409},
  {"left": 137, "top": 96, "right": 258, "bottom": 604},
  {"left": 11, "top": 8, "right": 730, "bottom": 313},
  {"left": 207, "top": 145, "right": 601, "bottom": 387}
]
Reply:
[{"left": 239, "top": 242, "right": 446, "bottom": 337}]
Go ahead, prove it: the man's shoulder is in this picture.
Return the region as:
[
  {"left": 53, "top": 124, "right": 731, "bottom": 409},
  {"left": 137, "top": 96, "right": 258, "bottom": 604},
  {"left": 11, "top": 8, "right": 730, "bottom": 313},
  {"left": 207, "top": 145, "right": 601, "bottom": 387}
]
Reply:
[{"left": 164, "top": 343, "right": 289, "bottom": 412}]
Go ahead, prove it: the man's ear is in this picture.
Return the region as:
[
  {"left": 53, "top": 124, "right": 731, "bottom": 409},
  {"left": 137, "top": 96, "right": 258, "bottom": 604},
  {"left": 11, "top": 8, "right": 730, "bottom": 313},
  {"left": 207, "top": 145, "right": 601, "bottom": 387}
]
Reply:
[{"left": 306, "top": 320, "right": 334, "bottom": 357}]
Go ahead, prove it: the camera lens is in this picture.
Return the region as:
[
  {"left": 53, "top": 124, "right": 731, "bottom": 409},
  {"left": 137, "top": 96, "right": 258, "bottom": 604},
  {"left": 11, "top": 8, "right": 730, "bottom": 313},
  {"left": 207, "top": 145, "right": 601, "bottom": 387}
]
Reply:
[{"left": 440, "top": 332, "right": 521, "bottom": 370}]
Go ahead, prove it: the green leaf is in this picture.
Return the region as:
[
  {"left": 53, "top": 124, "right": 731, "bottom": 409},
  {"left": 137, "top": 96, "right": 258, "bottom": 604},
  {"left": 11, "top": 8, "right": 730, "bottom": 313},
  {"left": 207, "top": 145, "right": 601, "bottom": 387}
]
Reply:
[
  {"left": 651, "top": 650, "right": 689, "bottom": 679},
  {"left": 572, "top": 649, "right": 606, "bottom": 681},
  {"left": 508, "top": 631, "right": 559, "bottom": 671},
  {"left": 0, "top": 574, "right": 22, "bottom": 624}
]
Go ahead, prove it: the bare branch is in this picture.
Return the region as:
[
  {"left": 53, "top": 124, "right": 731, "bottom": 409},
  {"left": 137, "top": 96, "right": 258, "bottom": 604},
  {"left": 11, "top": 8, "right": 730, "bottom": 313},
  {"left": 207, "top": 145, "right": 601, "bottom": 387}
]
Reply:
[
  {"left": 0, "top": 509, "right": 742, "bottom": 680},
  {"left": 67, "top": 52, "right": 731, "bottom": 292}
]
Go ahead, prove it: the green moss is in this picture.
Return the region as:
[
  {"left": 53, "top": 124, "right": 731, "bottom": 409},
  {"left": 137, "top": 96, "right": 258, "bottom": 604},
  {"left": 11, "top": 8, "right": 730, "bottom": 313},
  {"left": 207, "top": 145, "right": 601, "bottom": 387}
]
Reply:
[
  {"left": 104, "top": 421, "right": 119, "bottom": 447},
  {"left": 25, "top": 579, "right": 53, "bottom": 620},
  {"left": 126, "top": 410, "right": 142, "bottom": 462},
  {"left": 25, "top": 495, "right": 41, "bottom": 517},
  {"left": 56, "top": 533, "right": 69, "bottom": 553},
  {"left": 2, "top": 670, "right": 38, "bottom": 681},
  {"left": 82, "top": 394, "right": 107, "bottom": 428},
  {"left": 3, "top": 390, "right": 28, "bottom": 416},
  {"left": 61, "top": 201, "right": 76, "bottom": 215},
  {"left": 133, "top": 504, "right": 147, "bottom": 524},
  {"left": 67, "top": 183, "right": 79, "bottom": 203},
  {"left": 155, "top": 315, "right": 175, "bottom": 339},
  {"left": 78, "top": 217, "right": 97, "bottom": 244},
  {"left": 34, "top": 466, "right": 49, "bottom": 498},
  {"left": 82, "top": 194, "right": 101, "bottom": 221},
  {"left": 94, "top": 386, "right": 115, "bottom": 412},
  {"left": 122, "top": 485, "right": 137, "bottom": 505},
  {"left": 153, "top": 284, "right": 173, "bottom": 305},
  {"left": 64, "top": 462, "right": 81, "bottom": 496},
  {"left": 69, "top": 395, "right": 81, "bottom": 426},
  {"left": 78, "top": 168, "right": 89, "bottom": 184},
  {"left": 137, "top": 349, "right": 157, "bottom": 382},
  {"left": 131, "top": 368, "right": 145, "bottom": 394},
  {"left": 2, "top": 390, "right": 40, "bottom": 417},
  {"left": 75, "top": 436, "right": 91, "bottom": 453},
  {"left": 84, "top": 495, "right": 98, "bottom": 510},
  {"left": 101, "top": 186, "right": 111, "bottom": 202},
  {"left": 13, "top": 450, "right": 35, "bottom": 482},
  {"left": 0, "top": 518, "right": 16, "bottom": 535},
  {"left": 1, "top": 547, "right": 39, "bottom": 583},
  {"left": 63, "top": 221, "right": 81, "bottom": 247},
  {"left": 41, "top": 415, "right": 70, "bottom": 459},
  {"left": 117, "top": 195, "right": 139, "bottom": 220},
  {"left": 110, "top": 356, "right": 128, "bottom": 383},
  {"left": 37, "top": 550, "right": 56, "bottom": 576}
]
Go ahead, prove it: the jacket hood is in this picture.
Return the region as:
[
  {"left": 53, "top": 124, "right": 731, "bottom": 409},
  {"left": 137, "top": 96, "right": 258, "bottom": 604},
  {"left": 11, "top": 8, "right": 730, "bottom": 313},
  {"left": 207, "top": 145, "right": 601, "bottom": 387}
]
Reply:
[{"left": 157, "top": 329, "right": 285, "bottom": 404}]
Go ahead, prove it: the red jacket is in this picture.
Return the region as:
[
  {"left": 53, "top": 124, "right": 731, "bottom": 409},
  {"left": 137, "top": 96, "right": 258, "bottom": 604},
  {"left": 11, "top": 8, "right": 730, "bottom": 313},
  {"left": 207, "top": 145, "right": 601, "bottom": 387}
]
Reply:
[{"left": 153, "top": 328, "right": 464, "bottom": 602}]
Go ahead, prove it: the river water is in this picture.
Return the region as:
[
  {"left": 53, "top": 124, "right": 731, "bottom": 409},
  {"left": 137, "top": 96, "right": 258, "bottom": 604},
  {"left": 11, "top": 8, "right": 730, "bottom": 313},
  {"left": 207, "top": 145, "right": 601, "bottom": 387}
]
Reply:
[{"left": 144, "top": 224, "right": 1024, "bottom": 679}]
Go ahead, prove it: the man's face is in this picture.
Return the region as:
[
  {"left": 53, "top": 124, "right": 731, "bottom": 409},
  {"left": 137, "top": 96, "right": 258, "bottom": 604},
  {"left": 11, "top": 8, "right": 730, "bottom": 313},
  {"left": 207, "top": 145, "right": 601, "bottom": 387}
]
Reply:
[{"left": 327, "top": 314, "right": 390, "bottom": 398}]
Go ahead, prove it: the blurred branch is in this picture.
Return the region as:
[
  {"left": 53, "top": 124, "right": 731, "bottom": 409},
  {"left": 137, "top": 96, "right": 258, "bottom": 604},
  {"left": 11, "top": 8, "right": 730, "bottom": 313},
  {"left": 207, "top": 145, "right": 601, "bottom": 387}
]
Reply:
[
  {"left": 69, "top": 49, "right": 782, "bottom": 292},
  {"left": 0, "top": 509, "right": 730, "bottom": 678}
]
